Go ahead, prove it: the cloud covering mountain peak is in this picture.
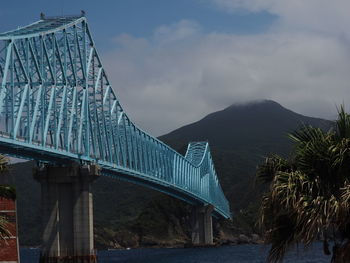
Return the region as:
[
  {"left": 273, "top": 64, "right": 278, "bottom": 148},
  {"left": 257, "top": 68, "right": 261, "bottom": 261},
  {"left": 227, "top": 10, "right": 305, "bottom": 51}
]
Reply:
[{"left": 102, "top": 1, "right": 350, "bottom": 136}]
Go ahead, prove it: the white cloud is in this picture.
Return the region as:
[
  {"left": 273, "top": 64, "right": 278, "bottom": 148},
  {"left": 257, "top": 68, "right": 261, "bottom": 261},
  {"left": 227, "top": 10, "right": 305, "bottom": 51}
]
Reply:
[
  {"left": 154, "top": 20, "right": 201, "bottom": 44},
  {"left": 210, "top": 0, "right": 350, "bottom": 37},
  {"left": 102, "top": 5, "right": 350, "bottom": 136}
]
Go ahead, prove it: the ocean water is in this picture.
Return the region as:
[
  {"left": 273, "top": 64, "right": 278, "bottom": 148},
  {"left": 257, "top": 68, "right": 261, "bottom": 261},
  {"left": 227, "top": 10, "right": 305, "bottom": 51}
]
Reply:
[{"left": 20, "top": 243, "right": 330, "bottom": 263}]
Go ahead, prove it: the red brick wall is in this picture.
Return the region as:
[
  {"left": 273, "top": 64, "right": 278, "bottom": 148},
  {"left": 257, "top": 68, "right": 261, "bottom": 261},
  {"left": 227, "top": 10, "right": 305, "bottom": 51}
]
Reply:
[{"left": 0, "top": 198, "right": 19, "bottom": 262}]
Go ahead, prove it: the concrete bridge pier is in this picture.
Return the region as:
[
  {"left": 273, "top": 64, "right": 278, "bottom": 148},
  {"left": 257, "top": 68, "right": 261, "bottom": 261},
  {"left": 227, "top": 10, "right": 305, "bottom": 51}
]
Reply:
[
  {"left": 34, "top": 164, "right": 100, "bottom": 263},
  {"left": 191, "top": 205, "right": 214, "bottom": 245}
]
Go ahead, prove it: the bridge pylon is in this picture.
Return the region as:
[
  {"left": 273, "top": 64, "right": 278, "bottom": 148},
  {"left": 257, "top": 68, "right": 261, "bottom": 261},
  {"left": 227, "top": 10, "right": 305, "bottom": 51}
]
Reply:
[
  {"left": 191, "top": 205, "right": 214, "bottom": 245},
  {"left": 34, "top": 163, "right": 100, "bottom": 263}
]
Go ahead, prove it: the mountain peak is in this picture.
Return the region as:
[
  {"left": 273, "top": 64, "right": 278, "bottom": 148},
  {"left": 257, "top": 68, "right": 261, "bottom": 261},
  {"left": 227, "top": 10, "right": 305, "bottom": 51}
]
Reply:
[
  {"left": 160, "top": 100, "right": 332, "bottom": 151},
  {"left": 203, "top": 99, "right": 290, "bottom": 122},
  {"left": 225, "top": 99, "right": 284, "bottom": 111}
]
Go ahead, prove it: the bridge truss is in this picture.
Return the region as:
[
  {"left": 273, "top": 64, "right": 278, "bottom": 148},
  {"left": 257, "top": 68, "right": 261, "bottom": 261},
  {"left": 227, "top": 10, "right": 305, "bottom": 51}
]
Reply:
[{"left": 0, "top": 14, "right": 230, "bottom": 218}]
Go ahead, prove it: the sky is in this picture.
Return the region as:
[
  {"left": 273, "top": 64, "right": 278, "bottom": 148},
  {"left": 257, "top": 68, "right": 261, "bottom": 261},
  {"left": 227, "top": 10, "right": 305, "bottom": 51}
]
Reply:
[{"left": 1, "top": 0, "right": 349, "bottom": 136}]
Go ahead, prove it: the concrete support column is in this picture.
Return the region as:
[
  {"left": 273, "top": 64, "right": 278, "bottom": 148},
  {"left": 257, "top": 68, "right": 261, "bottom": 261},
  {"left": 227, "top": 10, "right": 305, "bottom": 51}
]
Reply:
[
  {"left": 34, "top": 164, "right": 100, "bottom": 263},
  {"left": 191, "top": 205, "right": 214, "bottom": 245}
]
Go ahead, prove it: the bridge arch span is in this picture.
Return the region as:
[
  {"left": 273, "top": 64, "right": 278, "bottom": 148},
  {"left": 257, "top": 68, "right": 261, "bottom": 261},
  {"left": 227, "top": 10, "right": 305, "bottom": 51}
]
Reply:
[{"left": 0, "top": 13, "right": 230, "bottom": 222}]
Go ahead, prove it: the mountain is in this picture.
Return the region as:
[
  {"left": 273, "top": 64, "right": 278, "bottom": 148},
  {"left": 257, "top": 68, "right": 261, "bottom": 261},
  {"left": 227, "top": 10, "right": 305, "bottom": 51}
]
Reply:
[
  {"left": 159, "top": 100, "right": 332, "bottom": 209},
  {"left": 160, "top": 100, "right": 330, "bottom": 152},
  {"left": 10, "top": 100, "right": 333, "bottom": 247}
]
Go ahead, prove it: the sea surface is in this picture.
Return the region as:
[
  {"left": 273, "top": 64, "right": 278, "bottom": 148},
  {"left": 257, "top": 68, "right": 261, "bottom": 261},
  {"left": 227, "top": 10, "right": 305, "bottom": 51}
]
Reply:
[{"left": 20, "top": 243, "right": 330, "bottom": 263}]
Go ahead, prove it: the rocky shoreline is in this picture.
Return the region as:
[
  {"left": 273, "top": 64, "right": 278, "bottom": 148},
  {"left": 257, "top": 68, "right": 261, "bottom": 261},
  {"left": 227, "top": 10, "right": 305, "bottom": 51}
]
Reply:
[
  {"left": 96, "top": 230, "right": 263, "bottom": 250},
  {"left": 94, "top": 195, "right": 264, "bottom": 250},
  {"left": 218, "top": 234, "right": 263, "bottom": 246}
]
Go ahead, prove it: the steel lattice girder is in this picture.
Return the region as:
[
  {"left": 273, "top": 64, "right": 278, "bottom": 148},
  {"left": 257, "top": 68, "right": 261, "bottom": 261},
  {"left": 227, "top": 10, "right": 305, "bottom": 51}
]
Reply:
[{"left": 0, "top": 15, "right": 231, "bottom": 219}]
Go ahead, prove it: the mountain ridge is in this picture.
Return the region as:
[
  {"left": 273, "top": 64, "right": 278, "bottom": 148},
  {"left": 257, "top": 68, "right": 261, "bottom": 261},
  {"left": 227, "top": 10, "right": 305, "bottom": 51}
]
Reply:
[{"left": 161, "top": 100, "right": 331, "bottom": 150}]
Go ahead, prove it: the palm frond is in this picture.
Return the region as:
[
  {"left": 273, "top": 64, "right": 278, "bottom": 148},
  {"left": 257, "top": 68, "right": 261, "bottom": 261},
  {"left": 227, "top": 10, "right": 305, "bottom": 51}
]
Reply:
[
  {"left": 335, "top": 105, "right": 350, "bottom": 139},
  {"left": 256, "top": 155, "right": 292, "bottom": 184},
  {"left": 0, "top": 185, "right": 16, "bottom": 200},
  {"left": 257, "top": 106, "right": 350, "bottom": 262},
  {"left": 0, "top": 216, "right": 11, "bottom": 241},
  {"left": 0, "top": 155, "right": 9, "bottom": 174},
  {"left": 289, "top": 125, "right": 327, "bottom": 145}
]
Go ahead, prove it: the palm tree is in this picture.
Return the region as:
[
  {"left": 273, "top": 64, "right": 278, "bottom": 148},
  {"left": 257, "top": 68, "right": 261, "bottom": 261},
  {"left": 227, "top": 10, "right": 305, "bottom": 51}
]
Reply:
[
  {"left": 257, "top": 106, "right": 350, "bottom": 263},
  {"left": 0, "top": 155, "right": 15, "bottom": 240}
]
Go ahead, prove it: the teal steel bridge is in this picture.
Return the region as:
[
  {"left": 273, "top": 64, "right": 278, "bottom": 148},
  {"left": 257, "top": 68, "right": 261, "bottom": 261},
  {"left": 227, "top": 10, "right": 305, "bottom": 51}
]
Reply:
[{"left": 0, "top": 14, "right": 230, "bottom": 219}]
